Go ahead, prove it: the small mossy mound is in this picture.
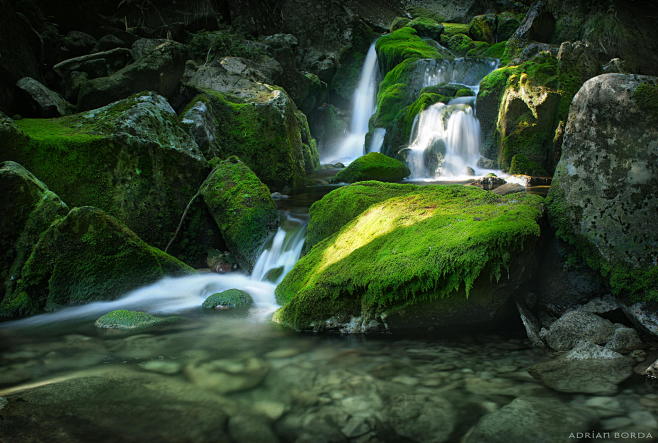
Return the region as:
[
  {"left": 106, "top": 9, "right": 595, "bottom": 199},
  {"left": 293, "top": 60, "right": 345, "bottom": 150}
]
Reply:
[
  {"left": 201, "top": 156, "right": 278, "bottom": 271},
  {"left": 95, "top": 310, "right": 178, "bottom": 330},
  {"left": 390, "top": 17, "right": 411, "bottom": 33},
  {"left": 333, "top": 153, "right": 410, "bottom": 184},
  {"left": 0, "top": 93, "right": 211, "bottom": 264},
  {"left": 0, "top": 206, "right": 192, "bottom": 319},
  {"left": 276, "top": 182, "right": 544, "bottom": 332},
  {"left": 201, "top": 289, "right": 253, "bottom": 311},
  {"left": 375, "top": 27, "right": 444, "bottom": 74},
  {"left": 441, "top": 23, "right": 470, "bottom": 36},
  {"left": 469, "top": 14, "right": 497, "bottom": 44},
  {"left": 0, "top": 161, "right": 69, "bottom": 304},
  {"left": 407, "top": 17, "right": 444, "bottom": 40}
]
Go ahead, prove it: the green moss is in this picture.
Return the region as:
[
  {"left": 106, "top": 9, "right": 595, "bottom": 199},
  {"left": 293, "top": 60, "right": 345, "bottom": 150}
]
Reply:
[
  {"left": 201, "top": 289, "right": 253, "bottom": 311},
  {"left": 508, "top": 154, "right": 548, "bottom": 176},
  {"left": 0, "top": 207, "right": 192, "bottom": 319},
  {"left": 201, "top": 156, "right": 278, "bottom": 271},
  {"left": 334, "top": 152, "right": 410, "bottom": 184},
  {"left": 547, "top": 182, "right": 658, "bottom": 302},
  {"left": 481, "top": 41, "right": 508, "bottom": 60},
  {"left": 633, "top": 82, "right": 658, "bottom": 120},
  {"left": 0, "top": 94, "right": 210, "bottom": 262},
  {"left": 390, "top": 17, "right": 411, "bottom": 32},
  {"left": 184, "top": 90, "right": 313, "bottom": 190},
  {"left": 95, "top": 310, "right": 179, "bottom": 330},
  {"left": 469, "top": 14, "right": 497, "bottom": 44},
  {"left": 442, "top": 23, "right": 470, "bottom": 36},
  {"left": 275, "top": 183, "right": 544, "bottom": 330},
  {"left": 455, "top": 88, "right": 474, "bottom": 97},
  {"left": 375, "top": 27, "right": 443, "bottom": 73},
  {"left": 407, "top": 17, "right": 444, "bottom": 40}
]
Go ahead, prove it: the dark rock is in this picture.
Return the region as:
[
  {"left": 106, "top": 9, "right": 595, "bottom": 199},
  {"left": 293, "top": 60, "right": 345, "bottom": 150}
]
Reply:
[
  {"left": 492, "top": 183, "right": 524, "bottom": 195},
  {"left": 510, "top": 1, "right": 555, "bottom": 44},
  {"left": 471, "top": 175, "right": 506, "bottom": 190},
  {"left": 386, "top": 394, "right": 456, "bottom": 443},
  {"left": 95, "top": 34, "right": 126, "bottom": 52},
  {"left": 62, "top": 30, "right": 97, "bottom": 57},
  {"left": 16, "top": 77, "right": 75, "bottom": 117}
]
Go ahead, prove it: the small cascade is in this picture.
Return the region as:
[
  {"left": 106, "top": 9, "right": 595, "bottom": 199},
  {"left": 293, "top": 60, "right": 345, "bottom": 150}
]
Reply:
[
  {"left": 321, "top": 44, "right": 379, "bottom": 164},
  {"left": 4, "top": 213, "right": 307, "bottom": 328},
  {"left": 367, "top": 128, "right": 386, "bottom": 153},
  {"left": 403, "top": 57, "right": 499, "bottom": 180}
]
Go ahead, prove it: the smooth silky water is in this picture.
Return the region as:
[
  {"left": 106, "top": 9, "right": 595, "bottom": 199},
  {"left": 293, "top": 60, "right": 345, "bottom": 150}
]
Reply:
[{"left": 1, "top": 188, "right": 656, "bottom": 442}]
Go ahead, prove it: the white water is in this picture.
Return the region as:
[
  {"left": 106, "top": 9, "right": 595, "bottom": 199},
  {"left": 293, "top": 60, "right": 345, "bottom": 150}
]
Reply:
[
  {"left": 3, "top": 213, "right": 307, "bottom": 328},
  {"left": 403, "top": 58, "right": 499, "bottom": 180},
  {"left": 368, "top": 128, "right": 386, "bottom": 153},
  {"left": 321, "top": 44, "right": 379, "bottom": 164}
]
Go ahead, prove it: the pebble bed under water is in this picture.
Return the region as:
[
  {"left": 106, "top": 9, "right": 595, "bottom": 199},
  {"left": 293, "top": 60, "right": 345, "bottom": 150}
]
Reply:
[{"left": 1, "top": 314, "right": 657, "bottom": 442}]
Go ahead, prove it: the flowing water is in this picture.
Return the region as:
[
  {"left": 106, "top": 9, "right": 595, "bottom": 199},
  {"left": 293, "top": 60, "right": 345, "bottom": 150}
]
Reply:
[
  {"left": 404, "top": 58, "right": 499, "bottom": 180},
  {"left": 321, "top": 44, "right": 382, "bottom": 165},
  {"left": 1, "top": 189, "right": 657, "bottom": 442}
]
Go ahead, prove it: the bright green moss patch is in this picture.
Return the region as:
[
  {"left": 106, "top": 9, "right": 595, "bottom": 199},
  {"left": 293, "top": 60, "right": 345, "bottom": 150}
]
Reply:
[
  {"left": 334, "top": 152, "right": 410, "bottom": 184},
  {"left": 276, "top": 182, "right": 544, "bottom": 329},
  {"left": 375, "top": 27, "right": 443, "bottom": 73},
  {"left": 407, "top": 17, "right": 444, "bottom": 40},
  {"left": 95, "top": 310, "right": 179, "bottom": 330},
  {"left": 442, "top": 23, "right": 470, "bottom": 36},
  {"left": 201, "top": 156, "right": 278, "bottom": 271},
  {"left": 202, "top": 289, "right": 253, "bottom": 311}
]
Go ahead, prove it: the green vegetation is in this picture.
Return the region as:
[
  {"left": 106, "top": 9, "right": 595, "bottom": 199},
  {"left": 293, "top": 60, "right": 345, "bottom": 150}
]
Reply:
[
  {"left": 469, "top": 14, "right": 496, "bottom": 44},
  {"left": 276, "top": 182, "right": 544, "bottom": 329},
  {"left": 334, "top": 152, "right": 410, "bottom": 183},
  {"left": 95, "top": 310, "right": 179, "bottom": 329},
  {"left": 202, "top": 289, "right": 253, "bottom": 311},
  {"left": 547, "top": 179, "right": 658, "bottom": 302},
  {"left": 375, "top": 27, "right": 444, "bottom": 73},
  {"left": 0, "top": 207, "right": 192, "bottom": 319},
  {"left": 201, "top": 156, "right": 278, "bottom": 271},
  {"left": 633, "top": 82, "right": 658, "bottom": 120},
  {"left": 407, "top": 17, "right": 444, "bottom": 40},
  {"left": 441, "top": 23, "right": 470, "bottom": 36}
]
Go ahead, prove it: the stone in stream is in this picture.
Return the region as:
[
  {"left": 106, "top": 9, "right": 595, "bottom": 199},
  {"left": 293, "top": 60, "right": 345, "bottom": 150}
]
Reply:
[
  {"left": 386, "top": 394, "right": 456, "bottom": 443},
  {"left": 201, "top": 289, "right": 253, "bottom": 312},
  {"left": 95, "top": 310, "right": 180, "bottom": 330},
  {"left": 463, "top": 397, "right": 594, "bottom": 443},
  {"left": 228, "top": 414, "right": 279, "bottom": 443},
  {"left": 184, "top": 357, "right": 269, "bottom": 394},
  {"left": 605, "top": 326, "right": 643, "bottom": 354},
  {"left": 274, "top": 182, "right": 544, "bottom": 333},
  {"left": 332, "top": 152, "right": 410, "bottom": 183},
  {"left": 542, "top": 311, "right": 615, "bottom": 351},
  {"left": 528, "top": 341, "right": 634, "bottom": 395}
]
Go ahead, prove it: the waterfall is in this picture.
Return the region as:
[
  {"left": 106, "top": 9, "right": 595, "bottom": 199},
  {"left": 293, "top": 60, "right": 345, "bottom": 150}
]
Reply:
[
  {"left": 321, "top": 44, "right": 379, "bottom": 164},
  {"left": 404, "top": 58, "right": 498, "bottom": 180},
  {"left": 368, "top": 128, "right": 386, "bottom": 153},
  {"left": 3, "top": 213, "right": 307, "bottom": 327}
]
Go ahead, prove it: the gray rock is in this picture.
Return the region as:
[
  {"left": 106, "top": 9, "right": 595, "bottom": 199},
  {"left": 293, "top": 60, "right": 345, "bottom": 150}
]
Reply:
[
  {"left": 16, "top": 77, "right": 75, "bottom": 117},
  {"left": 493, "top": 183, "right": 525, "bottom": 195},
  {"left": 464, "top": 397, "right": 593, "bottom": 443},
  {"left": 606, "top": 326, "right": 643, "bottom": 354},
  {"left": 386, "top": 394, "right": 456, "bottom": 443},
  {"left": 547, "top": 74, "right": 658, "bottom": 303},
  {"left": 602, "top": 58, "right": 629, "bottom": 74},
  {"left": 471, "top": 175, "right": 506, "bottom": 190},
  {"left": 516, "top": 301, "right": 545, "bottom": 347},
  {"left": 529, "top": 341, "right": 634, "bottom": 394},
  {"left": 577, "top": 295, "right": 620, "bottom": 314},
  {"left": 510, "top": 1, "right": 555, "bottom": 44},
  {"left": 543, "top": 311, "right": 615, "bottom": 351},
  {"left": 95, "top": 34, "right": 126, "bottom": 52},
  {"left": 184, "top": 358, "right": 269, "bottom": 394},
  {"left": 623, "top": 302, "right": 658, "bottom": 337}
]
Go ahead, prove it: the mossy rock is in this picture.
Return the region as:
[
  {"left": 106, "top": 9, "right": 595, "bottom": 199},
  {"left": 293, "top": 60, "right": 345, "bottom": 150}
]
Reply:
[
  {"left": 0, "top": 206, "right": 192, "bottom": 319},
  {"left": 0, "top": 161, "right": 69, "bottom": 303},
  {"left": 201, "top": 289, "right": 253, "bottom": 311},
  {"left": 201, "top": 156, "right": 278, "bottom": 271},
  {"left": 275, "top": 182, "right": 544, "bottom": 332},
  {"left": 333, "top": 153, "right": 410, "bottom": 183},
  {"left": 375, "top": 27, "right": 446, "bottom": 74},
  {"left": 443, "top": 33, "right": 490, "bottom": 57},
  {"left": 441, "top": 23, "right": 470, "bottom": 37},
  {"left": 263, "top": 266, "right": 284, "bottom": 283},
  {"left": 407, "top": 17, "right": 444, "bottom": 40},
  {"left": 389, "top": 17, "right": 411, "bottom": 33},
  {"left": 181, "top": 88, "right": 318, "bottom": 191},
  {"left": 0, "top": 93, "right": 213, "bottom": 265},
  {"left": 469, "top": 14, "right": 497, "bottom": 44},
  {"left": 95, "top": 310, "right": 179, "bottom": 330}
]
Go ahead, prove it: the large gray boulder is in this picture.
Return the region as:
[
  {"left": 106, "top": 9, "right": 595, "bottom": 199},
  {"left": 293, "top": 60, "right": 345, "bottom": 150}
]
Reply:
[
  {"left": 16, "top": 77, "right": 75, "bottom": 117},
  {"left": 547, "top": 74, "right": 658, "bottom": 302},
  {"left": 542, "top": 311, "right": 615, "bottom": 351}
]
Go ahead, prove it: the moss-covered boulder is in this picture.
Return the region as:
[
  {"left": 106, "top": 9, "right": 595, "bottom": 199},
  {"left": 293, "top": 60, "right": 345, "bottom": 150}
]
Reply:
[
  {"left": 407, "top": 17, "right": 444, "bottom": 40},
  {"left": 547, "top": 74, "right": 658, "bottom": 302},
  {"left": 202, "top": 289, "right": 253, "bottom": 311},
  {"left": 0, "top": 161, "right": 69, "bottom": 303},
  {"left": 275, "top": 182, "right": 544, "bottom": 333},
  {"left": 0, "top": 93, "right": 212, "bottom": 264},
  {"left": 375, "top": 27, "right": 447, "bottom": 74},
  {"left": 180, "top": 82, "right": 318, "bottom": 190},
  {"left": 201, "top": 157, "right": 278, "bottom": 271},
  {"left": 95, "top": 310, "right": 179, "bottom": 330},
  {"left": 469, "top": 14, "right": 497, "bottom": 44},
  {"left": 0, "top": 206, "right": 192, "bottom": 319},
  {"left": 334, "top": 153, "right": 410, "bottom": 183}
]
